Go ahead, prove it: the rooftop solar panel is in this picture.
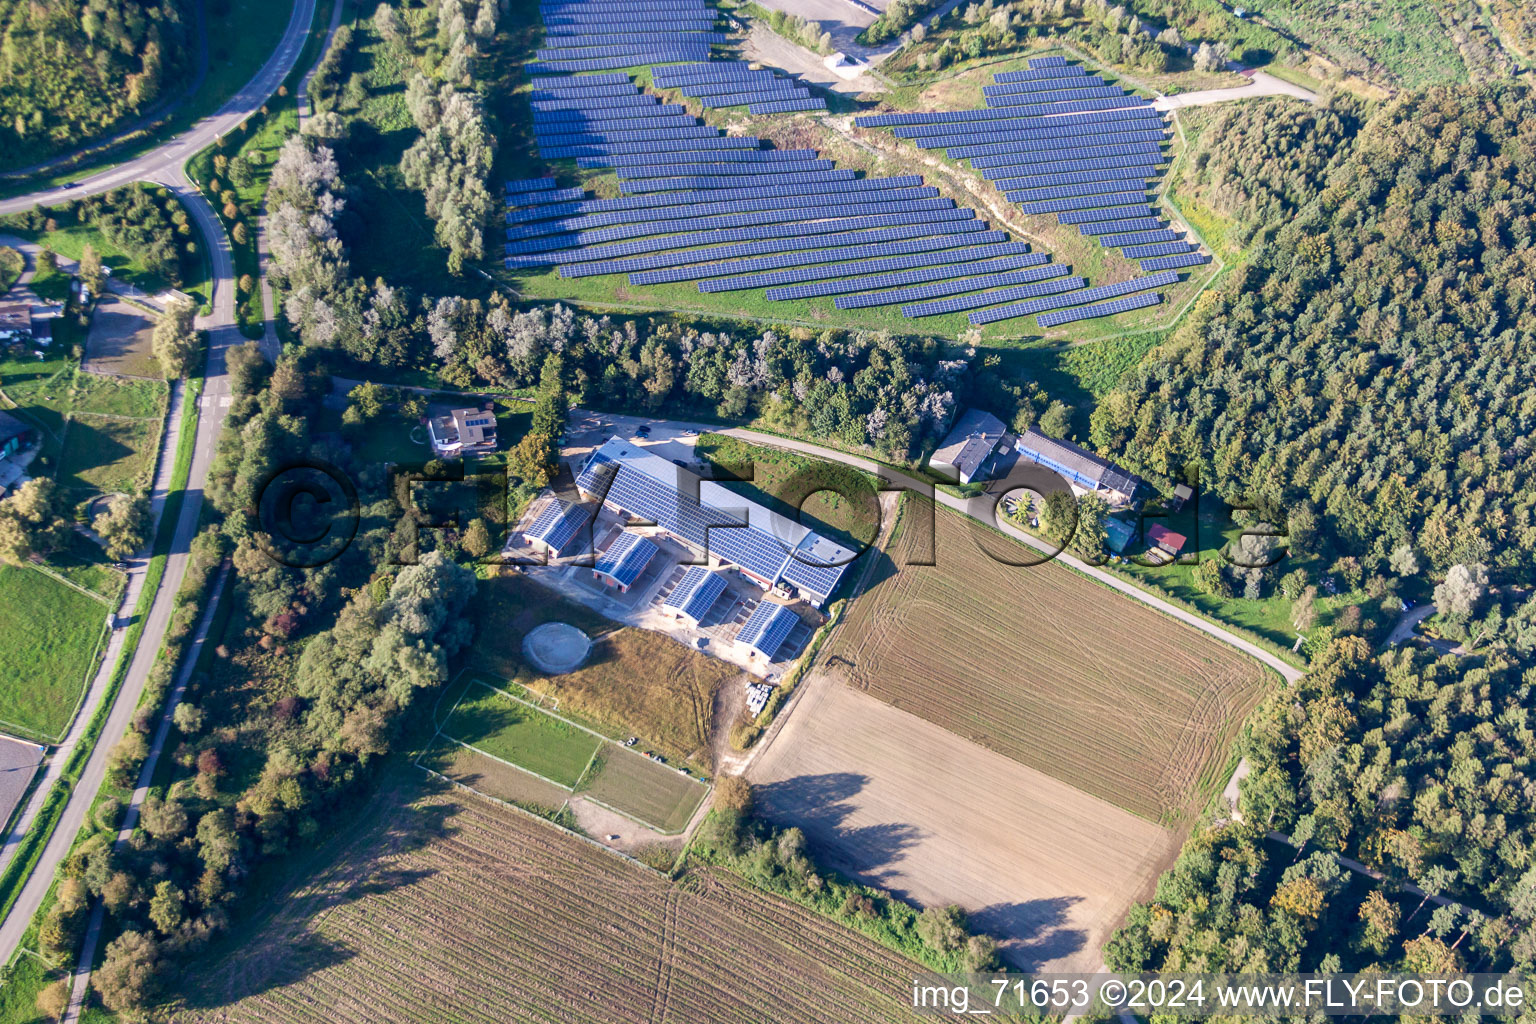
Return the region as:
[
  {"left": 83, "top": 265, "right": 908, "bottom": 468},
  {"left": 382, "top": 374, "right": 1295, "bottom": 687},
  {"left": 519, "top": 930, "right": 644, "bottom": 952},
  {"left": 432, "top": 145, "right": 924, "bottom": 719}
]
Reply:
[
  {"left": 737, "top": 601, "right": 797, "bottom": 658},
  {"left": 593, "top": 531, "right": 659, "bottom": 587},
  {"left": 526, "top": 499, "right": 593, "bottom": 552},
  {"left": 663, "top": 566, "right": 728, "bottom": 620}
]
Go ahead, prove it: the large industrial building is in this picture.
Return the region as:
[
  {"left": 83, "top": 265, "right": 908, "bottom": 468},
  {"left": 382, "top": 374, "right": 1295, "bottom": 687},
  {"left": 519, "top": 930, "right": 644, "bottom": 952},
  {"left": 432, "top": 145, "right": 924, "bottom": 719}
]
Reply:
[{"left": 575, "top": 436, "right": 852, "bottom": 607}]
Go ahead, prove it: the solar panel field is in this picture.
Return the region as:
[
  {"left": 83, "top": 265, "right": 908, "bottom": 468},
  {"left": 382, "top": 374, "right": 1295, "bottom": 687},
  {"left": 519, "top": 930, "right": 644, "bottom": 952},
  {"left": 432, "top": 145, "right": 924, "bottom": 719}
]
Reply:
[
  {"left": 818, "top": 500, "right": 1272, "bottom": 827},
  {"left": 168, "top": 780, "right": 939, "bottom": 1024}
]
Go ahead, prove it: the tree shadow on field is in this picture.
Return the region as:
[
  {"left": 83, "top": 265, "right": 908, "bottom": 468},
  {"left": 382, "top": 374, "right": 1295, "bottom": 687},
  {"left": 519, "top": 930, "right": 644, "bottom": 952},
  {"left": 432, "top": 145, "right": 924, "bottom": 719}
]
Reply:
[
  {"left": 173, "top": 790, "right": 462, "bottom": 1012},
  {"left": 970, "top": 896, "right": 1088, "bottom": 971},
  {"left": 752, "top": 772, "right": 924, "bottom": 889}
]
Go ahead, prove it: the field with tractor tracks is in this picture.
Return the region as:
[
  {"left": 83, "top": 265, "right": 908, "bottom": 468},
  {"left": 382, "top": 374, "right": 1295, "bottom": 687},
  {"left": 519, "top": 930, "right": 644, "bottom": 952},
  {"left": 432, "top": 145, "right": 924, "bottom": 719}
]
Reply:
[{"left": 168, "top": 779, "right": 936, "bottom": 1024}]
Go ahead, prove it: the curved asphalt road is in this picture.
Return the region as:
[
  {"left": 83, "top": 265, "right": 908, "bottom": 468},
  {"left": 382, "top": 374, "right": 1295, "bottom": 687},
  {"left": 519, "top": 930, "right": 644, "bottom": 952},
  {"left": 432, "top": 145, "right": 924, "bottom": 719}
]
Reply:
[
  {"left": 0, "top": 0, "right": 321, "bottom": 992},
  {"left": 0, "top": 0, "right": 316, "bottom": 218}
]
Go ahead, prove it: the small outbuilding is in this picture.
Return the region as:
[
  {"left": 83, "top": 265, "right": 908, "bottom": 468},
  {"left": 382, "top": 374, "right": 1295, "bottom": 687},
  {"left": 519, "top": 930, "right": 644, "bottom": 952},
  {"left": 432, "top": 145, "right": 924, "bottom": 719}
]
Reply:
[
  {"left": 524, "top": 498, "right": 593, "bottom": 559},
  {"left": 1147, "top": 523, "right": 1187, "bottom": 557},
  {"left": 930, "top": 408, "right": 1008, "bottom": 484},
  {"left": 592, "top": 531, "right": 658, "bottom": 592},
  {"left": 737, "top": 601, "right": 797, "bottom": 662},
  {"left": 663, "top": 565, "right": 727, "bottom": 627}
]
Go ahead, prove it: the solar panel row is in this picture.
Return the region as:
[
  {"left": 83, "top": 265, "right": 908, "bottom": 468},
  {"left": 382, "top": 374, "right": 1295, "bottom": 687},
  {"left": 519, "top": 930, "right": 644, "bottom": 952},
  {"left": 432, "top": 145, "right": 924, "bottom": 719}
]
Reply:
[
  {"left": 541, "top": 136, "right": 760, "bottom": 157},
  {"left": 513, "top": 174, "right": 924, "bottom": 221},
  {"left": 1035, "top": 289, "right": 1161, "bottom": 327},
  {"left": 675, "top": 76, "right": 789, "bottom": 97},
  {"left": 992, "top": 166, "right": 1156, "bottom": 194},
  {"left": 644, "top": 231, "right": 1010, "bottom": 285},
  {"left": 613, "top": 158, "right": 831, "bottom": 179},
  {"left": 593, "top": 147, "right": 814, "bottom": 167},
  {"left": 535, "top": 115, "right": 697, "bottom": 136},
  {"left": 531, "top": 84, "right": 639, "bottom": 100},
  {"left": 1122, "top": 240, "right": 1192, "bottom": 259},
  {"left": 621, "top": 169, "right": 855, "bottom": 191},
  {"left": 529, "top": 53, "right": 709, "bottom": 73},
  {"left": 894, "top": 109, "right": 1164, "bottom": 141},
  {"left": 534, "top": 43, "right": 714, "bottom": 60},
  {"left": 1018, "top": 190, "right": 1149, "bottom": 216},
  {"left": 533, "top": 93, "right": 656, "bottom": 110},
  {"left": 1098, "top": 228, "right": 1179, "bottom": 247},
  {"left": 505, "top": 177, "right": 558, "bottom": 193},
  {"left": 509, "top": 186, "right": 587, "bottom": 205},
  {"left": 512, "top": 186, "right": 938, "bottom": 231},
  {"left": 546, "top": 221, "right": 992, "bottom": 276},
  {"left": 1004, "top": 177, "right": 1154, "bottom": 202},
  {"left": 989, "top": 154, "right": 1166, "bottom": 185},
  {"left": 512, "top": 208, "right": 979, "bottom": 262},
  {"left": 762, "top": 254, "right": 1053, "bottom": 300},
  {"left": 650, "top": 61, "right": 754, "bottom": 83},
  {"left": 949, "top": 136, "right": 1165, "bottom": 161},
  {"left": 699, "top": 90, "right": 808, "bottom": 109},
  {"left": 540, "top": 31, "right": 725, "bottom": 49},
  {"left": 1081, "top": 217, "right": 1165, "bottom": 235},
  {"left": 1059, "top": 203, "right": 1156, "bottom": 225},
  {"left": 542, "top": 1, "right": 710, "bottom": 11},
  {"left": 982, "top": 84, "right": 1128, "bottom": 108},
  {"left": 506, "top": 197, "right": 957, "bottom": 245},
  {"left": 687, "top": 240, "right": 1030, "bottom": 290},
  {"left": 981, "top": 94, "right": 1146, "bottom": 115},
  {"left": 530, "top": 72, "right": 630, "bottom": 88},
  {"left": 534, "top": 125, "right": 722, "bottom": 144},
  {"left": 1141, "top": 251, "right": 1211, "bottom": 271},
  {"left": 981, "top": 75, "right": 1109, "bottom": 96},
  {"left": 901, "top": 274, "right": 1087, "bottom": 317},
  {"left": 962, "top": 269, "right": 1177, "bottom": 321},
  {"left": 751, "top": 97, "right": 825, "bottom": 114},
  {"left": 857, "top": 104, "right": 1156, "bottom": 128}
]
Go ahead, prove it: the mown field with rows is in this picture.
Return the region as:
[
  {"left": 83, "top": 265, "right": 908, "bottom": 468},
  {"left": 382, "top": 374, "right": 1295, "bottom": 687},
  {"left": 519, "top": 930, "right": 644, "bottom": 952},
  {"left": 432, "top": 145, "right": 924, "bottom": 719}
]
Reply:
[
  {"left": 820, "top": 500, "right": 1271, "bottom": 826},
  {"left": 169, "top": 780, "right": 937, "bottom": 1024}
]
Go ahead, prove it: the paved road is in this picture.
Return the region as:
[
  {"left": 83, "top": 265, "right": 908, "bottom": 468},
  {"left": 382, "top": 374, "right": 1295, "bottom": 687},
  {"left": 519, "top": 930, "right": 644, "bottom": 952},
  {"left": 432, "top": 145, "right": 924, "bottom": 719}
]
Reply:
[
  {"left": 1154, "top": 68, "right": 1318, "bottom": 110},
  {"left": 571, "top": 410, "right": 1305, "bottom": 685},
  {"left": 0, "top": 0, "right": 316, "bottom": 218},
  {"left": 1384, "top": 602, "right": 1436, "bottom": 647}
]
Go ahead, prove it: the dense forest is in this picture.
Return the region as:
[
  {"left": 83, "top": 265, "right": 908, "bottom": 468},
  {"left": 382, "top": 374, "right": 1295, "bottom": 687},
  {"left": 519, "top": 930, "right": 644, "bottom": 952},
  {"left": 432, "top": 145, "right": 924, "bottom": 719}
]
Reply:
[
  {"left": 1090, "top": 84, "right": 1536, "bottom": 579},
  {"left": 1110, "top": 639, "right": 1536, "bottom": 976},
  {"left": 0, "top": 0, "right": 194, "bottom": 168}
]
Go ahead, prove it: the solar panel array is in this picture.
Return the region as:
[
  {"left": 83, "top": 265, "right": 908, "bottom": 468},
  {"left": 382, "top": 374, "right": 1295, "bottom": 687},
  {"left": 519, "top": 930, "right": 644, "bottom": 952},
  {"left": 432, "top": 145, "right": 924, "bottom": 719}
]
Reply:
[
  {"left": 593, "top": 531, "right": 659, "bottom": 587},
  {"left": 737, "top": 601, "right": 797, "bottom": 659},
  {"left": 514, "top": 14, "right": 1202, "bottom": 330},
  {"left": 663, "top": 565, "right": 727, "bottom": 621}
]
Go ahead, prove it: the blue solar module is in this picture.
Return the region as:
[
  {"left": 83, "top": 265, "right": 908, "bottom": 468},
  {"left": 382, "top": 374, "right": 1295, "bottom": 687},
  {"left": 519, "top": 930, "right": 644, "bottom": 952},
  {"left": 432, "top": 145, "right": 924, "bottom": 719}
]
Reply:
[
  {"left": 540, "top": 137, "right": 761, "bottom": 157},
  {"left": 700, "top": 90, "right": 810, "bottom": 109},
  {"left": 750, "top": 97, "right": 826, "bottom": 114},
  {"left": 557, "top": 174, "right": 923, "bottom": 218},
  {"left": 989, "top": 156, "right": 1166, "bottom": 186},
  {"left": 535, "top": 43, "right": 714, "bottom": 60},
  {"left": 649, "top": 60, "right": 754, "bottom": 80},
  {"left": 536, "top": 115, "right": 700, "bottom": 135},
  {"left": 843, "top": 273, "right": 1080, "bottom": 310},
  {"left": 675, "top": 76, "right": 785, "bottom": 96},
  {"left": 1122, "top": 240, "right": 1192, "bottom": 259},
  {"left": 530, "top": 72, "right": 631, "bottom": 88},
  {"left": 1059, "top": 204, "right": 1156, "bottom": 225},
  {"left": 510, "top": 186, "right": 587, "bottom": 205},
  {"left": 505, "top": 197, "right": 957, "bottom": 246},
  {"left": 526, "top": 499, "right": 593, "bottom": 553},
  {"left": 765, "top": 257, "right": 1061, "bottom": 302},
  {"left": 689, "top": 240, "right": 1030, "bottom": 291},
  {"left": 982, "top": 75, "right": 1111, "bottom": 96},
  {"left": 899, "top": 275, "right": 1088, "bottom": 317},
  {"left": 547, "top": 220, "right": 990, "bottom": 275},
  {"left": 520, "top": 187, "right": 938, "bottom": 232},
  {"left": 965, "top": 270, "right": 1178, "bottom": 323},
  {"left": 620, "top": 169, "right": 855, "bottom": 191},
  {"left": 1018, "top": 190, "right": 1149, "bottom": 216},
  {"left": 1081, "top": 217, "right": 1165, "bottom": 235},
  {"left": 1035, "top": 290, "right": 1161, "bottom": 327},
  {"left": 593, "top": 531, "right": 659, "bottom": 587},
  {"left": 1141, "top": 252, "right": 1211, "bottom": 271},
  {"left": 992, "top": 62, "right": 1075, "bottom": 82},
  {"left": 531, "top": 84, "right": 640, "bottom": 99},
  {"left": 533, "top": 93, "right": 657, "bottom": 110},
  {"left": 544, "top": 1, "right": 711, "bottom": 12},
  {"left": 737, "top": 601, "right": 797, "bottom": 659},
  {"left": 983, "top": 89, "right": 1139, "bottom": 110},
  {"left": 780, "top": 550, "right": 845, "bottom": 605},
  {"left": 529, "top": 53, "right": 710, "bottom": 74},
  {"left": 512, "top": 208, "right": 979, "bottom": 262},
  {"left": 663, "top": 566, "right": 728, "bottom": 621},
  {"left": 896, "top": 110, "right": 1164, "bottom": 142},
  {"left": 1004, "top": 179, "right": 1154, "bottom": 203},
  {"left": 533, "top": 105, "right": 687, "bottom": 124},
  {"left": 642, "top": 232, "right": 1012, "bottom": 286},
  {"left": 990, "top": 160, "right": 1162, "bottom": 189},
  {"left": 983, "top": 84, "right": 1127, "bottom": 107},
  {"left": 541, "top": 31, "right": 726, "bottom": 49},
  {"left": 946, "top": 135, "right": 1166, "bottom": 160},
  {"left": 857, "top": 104, "right": 1156, "bottom": 128},
  {"left": 535, "top": 126, "right": 723, "bottom": 145},
  {"left": 613, "top": 159, "right": 833, "bottom": 178},
  {"left": 595, "top": 148, "right": 816, "bottom": 167},
  {"left": 1025, "top": 55, "right": 1067, "bottom": 67},
  {"left": 506, "top": 177, "right": 559, "bottom": 193},
  {"left": 1098, "top": 228, "right": 1179, "bottom": 247}
]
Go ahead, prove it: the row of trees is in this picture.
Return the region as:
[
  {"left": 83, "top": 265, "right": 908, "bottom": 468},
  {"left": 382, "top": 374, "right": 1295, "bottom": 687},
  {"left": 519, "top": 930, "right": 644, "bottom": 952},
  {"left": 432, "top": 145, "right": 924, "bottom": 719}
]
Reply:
[
  {"left": 1091, "top": 84, "right": 1536, "bottom": 579},
  {"left": 399, "top": 0, "right": 499, "bottom": 275}
]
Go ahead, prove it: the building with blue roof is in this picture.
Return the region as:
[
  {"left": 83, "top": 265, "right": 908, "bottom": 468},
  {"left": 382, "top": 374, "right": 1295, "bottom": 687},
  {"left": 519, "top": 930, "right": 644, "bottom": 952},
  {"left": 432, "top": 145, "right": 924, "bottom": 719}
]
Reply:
[
  {"left": 524, "top": 498, "right": 594, "bottom": 558},
  {"left": 736, "top": 600, "right": 798, "bottom": 661},
  {"left": 663, "top": 566, "right": 728, "bottom": 627},
  {"left": 576, "top": 436, "right": 851, "bottom": 607},
  {"left": 591, "top": 531, "right": 659, "bottom": 592}
]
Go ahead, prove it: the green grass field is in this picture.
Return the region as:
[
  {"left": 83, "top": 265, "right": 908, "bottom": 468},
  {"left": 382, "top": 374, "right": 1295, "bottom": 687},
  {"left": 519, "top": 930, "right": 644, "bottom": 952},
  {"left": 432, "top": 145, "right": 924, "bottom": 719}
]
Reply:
[
  {"left": 581, "top": 744, "right": 708, "bottom": 834},
  {"left": 442, "top": 681, "right": 602, "bottom": 788},
  {"left": 0, "top": 565, "right": 107, "bottom": 741},
  {"left": 55, "top": 414, "right": 162, "bottom": 498}
]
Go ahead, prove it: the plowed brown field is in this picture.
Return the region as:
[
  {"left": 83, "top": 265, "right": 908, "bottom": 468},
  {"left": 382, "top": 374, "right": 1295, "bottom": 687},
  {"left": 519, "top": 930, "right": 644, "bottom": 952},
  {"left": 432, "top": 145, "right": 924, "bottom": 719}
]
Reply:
[
  {"left": 821, "top": 502, "right": 1271, "bottom": 825},
  {"left": 169, "top": 780, "right": 934, "bottom": 1024}
]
